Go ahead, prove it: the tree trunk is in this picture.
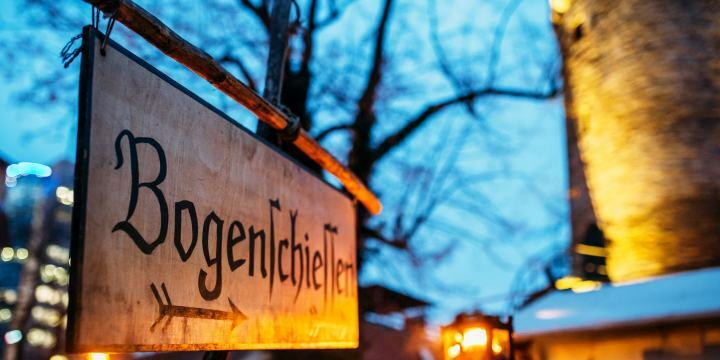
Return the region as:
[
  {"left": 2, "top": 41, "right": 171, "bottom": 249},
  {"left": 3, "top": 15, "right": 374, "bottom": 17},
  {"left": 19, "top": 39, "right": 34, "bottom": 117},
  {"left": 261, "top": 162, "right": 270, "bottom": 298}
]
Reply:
[{"left": 554, "top": 0, "right": 720, "bottom": 282}]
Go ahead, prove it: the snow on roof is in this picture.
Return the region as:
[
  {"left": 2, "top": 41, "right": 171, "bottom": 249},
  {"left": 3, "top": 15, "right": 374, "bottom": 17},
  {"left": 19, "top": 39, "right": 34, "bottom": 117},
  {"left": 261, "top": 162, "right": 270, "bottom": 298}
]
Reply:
[{"left": 514, "top": 266, "right": 720, "bottom": 339}]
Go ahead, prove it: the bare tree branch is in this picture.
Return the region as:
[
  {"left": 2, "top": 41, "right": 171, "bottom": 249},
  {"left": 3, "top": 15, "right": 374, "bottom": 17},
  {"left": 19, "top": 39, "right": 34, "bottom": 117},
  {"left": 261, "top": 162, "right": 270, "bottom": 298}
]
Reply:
[
  {"left": 355, "top": 0, "right": 394, "bottom": 119},
  {"left": 218, "top": 52, "right": 258, "bottom": 91},
  {"left": 313, "top": 0, "right": 357, "bottom": 28},
  {"left": 362, "top": 225, "right": 408, "bottom": 249},
  {"left": 486, "top": 0, "right": 525, "bottom": 86},
  {"left": 301, "top": 0, "right": 320, "bottom": 72},
  {"left": 237, "top": 0, "right": 271, "bottom": 30},
  {"left": 370, "top": 85, "right": 560, "bottom": 161},
  {"left": 428, "top": 0, "right": 468, "bottom": 91},
  {"left": 315, "top": 123, "right": 353, "bottom": 141}
]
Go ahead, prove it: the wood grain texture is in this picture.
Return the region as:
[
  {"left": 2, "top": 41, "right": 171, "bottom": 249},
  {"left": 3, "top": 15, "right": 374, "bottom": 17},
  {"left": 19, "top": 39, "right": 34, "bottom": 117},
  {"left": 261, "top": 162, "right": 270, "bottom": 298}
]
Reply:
[
  {"left": 83, "top": 0, "right": 382, "bottom": 215},
  {"left": 69, "top": 33, "right": 358, "bottom": 352}
]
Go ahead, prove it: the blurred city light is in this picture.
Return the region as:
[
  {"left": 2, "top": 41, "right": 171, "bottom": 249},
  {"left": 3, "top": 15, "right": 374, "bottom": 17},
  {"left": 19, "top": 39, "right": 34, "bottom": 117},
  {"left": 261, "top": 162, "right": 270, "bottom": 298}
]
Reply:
[
  {"left": 448, "top": 343, "right": 461, "bottom": 358},
  {"left": 15, "top": 247, "right": 28, "bottom": 260},
  {"left": 549, "top": 0, "right": 571, "bottom": 13},
  {"left": 35, "top": 284, "right": 64, "bottom": 305},
  {"left": 5, "top": 162, "right": 52, "bottom": 178},
  {"left": 27, "top": 327, "right": 56, "bottom": 348},
  {"left": 0, "top": 308, "right": 11, "bottom": 322},
  {"left": 55, "top": 186, "right": 74, "bottom": 205},
  {"left": 46, "top": 244, "right": 70, "bottom": 264},
  {"left": 5, "top": 162, "right": 52, "bottom": 187},
  {"left": 2, "top": 289, "right": 18, "bottom": 304},
  {"left": 89, "top": 353, "right": 110, "bottom": 360},
  {"left": 571, "top": 280, "right": 602, "bottom": 293},
  {"left": 32, "top": 305, "right": 62, "bottom": 327},
  {"left": 554, "top": 275, "right": 602, "bottom": 293},
  {"left": 4, "top": 329, "right": 23, "bottom": 345},
  {"left": 1, "top": 247, "right": 13, "bottom": 261}
]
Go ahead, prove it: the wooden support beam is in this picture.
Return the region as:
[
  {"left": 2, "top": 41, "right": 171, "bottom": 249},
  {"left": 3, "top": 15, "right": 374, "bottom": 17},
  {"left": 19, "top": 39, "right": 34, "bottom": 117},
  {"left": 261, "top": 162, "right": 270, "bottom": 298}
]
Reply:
[{"left": 84, "top": 0, "right": 382, "bottom": 215}]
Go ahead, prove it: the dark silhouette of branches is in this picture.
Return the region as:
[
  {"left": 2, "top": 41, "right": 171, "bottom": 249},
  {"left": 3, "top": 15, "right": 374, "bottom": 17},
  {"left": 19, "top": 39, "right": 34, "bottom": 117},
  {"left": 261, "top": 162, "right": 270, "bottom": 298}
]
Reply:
[
  {"left": 1, "top": 0, "right": 567, "bottom": 317},
  {"left": 371, "top": 85, "right": 560, "bottom": 162},
  {"left": 237, "top": 0, "right": 271, "bottom": 30}
]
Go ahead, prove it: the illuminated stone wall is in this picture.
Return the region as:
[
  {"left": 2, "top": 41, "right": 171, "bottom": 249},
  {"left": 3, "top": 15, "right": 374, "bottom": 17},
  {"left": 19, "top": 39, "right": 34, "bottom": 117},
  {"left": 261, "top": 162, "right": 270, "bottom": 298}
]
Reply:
[{"left": 553, "top": 0, "right": 720, "bottom": 281}]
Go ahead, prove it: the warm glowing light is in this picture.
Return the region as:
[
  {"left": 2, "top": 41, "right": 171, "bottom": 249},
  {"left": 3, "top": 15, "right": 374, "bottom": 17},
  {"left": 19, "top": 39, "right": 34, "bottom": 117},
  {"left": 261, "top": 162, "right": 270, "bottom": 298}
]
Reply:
[
  {"left": 56, "top": 186, "right": 74, "bottom": 206},
  {"left": 492, "top": 328, "right": 511, "bottom": 357},
  {"left": 1, "top": 247, "right": 14, "bottom": 262},
  {"left": 575, "top": 244, "right": 607, "bottom": 257},
  {"left": 27, "top": 327, "right": 56, "bottom": 348},
  {"left": 88, "top": 353, "right": 109, "bottom": 360},
  {"left": 554, "top": 276, "right": 582, "bottom": 290},
  {"left": 492, "top": 338, "right": 503, "bottom": 354},
  {"left": 50, "top": 355, "right": 69, "bottom": 360},
  {"left": 461, "top": 327, "right": 488, "bottom": 349},
  {"left": 46, "top": 245, "right": 70, "bottom": 264},
  {"left": 453, "top": 331, "right": 463, "bottom": 343},
  {"left": 549, "top": 0, "right": 571, "bottom": 13},
  {"left": 32, "top": 306, "right": 62, "bottom": 327},
  {"left": 35, "top": 285, "right": 63, "bottom": 305},
  {"left": 15, "top": 248, "right": 28, "bottom": 261},
  {"left": 3, "top": 290, "right": 17, "bottom": 304},
  {"left": 555, "top": 276, "right": 602, "bottom": 293},
  {"left": 447, "top": 343, "right": 461, "bottom": 358},
  {"left": 0, "top": 308, "right": 11, "bottom": 322},
  {"left": 571, "top": 280, "right": 602, "bottom": 293}
]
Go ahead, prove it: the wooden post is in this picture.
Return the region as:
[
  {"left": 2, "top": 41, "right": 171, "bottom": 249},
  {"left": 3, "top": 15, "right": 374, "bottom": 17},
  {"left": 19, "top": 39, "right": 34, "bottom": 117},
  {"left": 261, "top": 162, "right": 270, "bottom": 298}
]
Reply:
[
  {"left": 84, "top": 0, "right": 382, "bottom": 215},
  {"left": 257, "top": 0, "right": 293, "bottom": 144}
]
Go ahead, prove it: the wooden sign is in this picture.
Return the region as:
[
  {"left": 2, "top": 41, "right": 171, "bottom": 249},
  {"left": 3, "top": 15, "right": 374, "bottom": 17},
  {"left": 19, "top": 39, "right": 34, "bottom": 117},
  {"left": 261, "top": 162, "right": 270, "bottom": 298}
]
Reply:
[{"left": 68, "top": 28, "right": 358, "bottom": 353}]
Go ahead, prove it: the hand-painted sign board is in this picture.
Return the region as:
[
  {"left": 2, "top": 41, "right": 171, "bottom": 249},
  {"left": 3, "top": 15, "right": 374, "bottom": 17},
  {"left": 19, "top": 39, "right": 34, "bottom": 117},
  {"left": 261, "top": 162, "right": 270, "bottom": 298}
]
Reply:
[{"left": 68, "top": 27, "right": 358, "bottom": 353}]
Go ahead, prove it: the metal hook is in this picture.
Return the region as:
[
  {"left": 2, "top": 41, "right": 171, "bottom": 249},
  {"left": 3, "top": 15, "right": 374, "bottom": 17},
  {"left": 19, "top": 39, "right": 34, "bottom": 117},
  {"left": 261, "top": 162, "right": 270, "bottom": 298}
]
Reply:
[
  {"left": 278, "top": 106, "right": 301, "bottom": 142},
  {"left": 100, "top": 11, "right": 118, "bottom": 56},
  {"left": 92, "top": 7, "right": 100, "bottom": 29}
]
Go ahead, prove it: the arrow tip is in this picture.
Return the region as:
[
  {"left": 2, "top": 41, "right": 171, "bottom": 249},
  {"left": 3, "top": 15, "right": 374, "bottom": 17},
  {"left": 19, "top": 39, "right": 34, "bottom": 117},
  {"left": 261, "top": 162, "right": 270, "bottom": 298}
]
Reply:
[{"left": 228, "top": 298, "right": 247, "bottom": 330}]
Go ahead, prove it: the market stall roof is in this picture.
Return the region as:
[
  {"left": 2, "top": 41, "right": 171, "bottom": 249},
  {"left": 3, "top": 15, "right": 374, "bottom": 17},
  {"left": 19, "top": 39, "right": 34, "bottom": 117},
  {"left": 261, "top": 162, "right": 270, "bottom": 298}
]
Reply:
[
  {"left": 361, "top": 285, "right": 430, "bottom": 314},
  {"left": 514, "top": 266, "right": 720, "bottom": 340}
]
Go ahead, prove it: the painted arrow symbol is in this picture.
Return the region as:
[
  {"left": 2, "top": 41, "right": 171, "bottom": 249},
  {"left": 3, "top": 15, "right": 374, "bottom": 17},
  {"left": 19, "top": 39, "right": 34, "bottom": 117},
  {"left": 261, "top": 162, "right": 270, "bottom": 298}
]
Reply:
[{"left": 149, "top": 283, "right": 247, "bottom": 332}]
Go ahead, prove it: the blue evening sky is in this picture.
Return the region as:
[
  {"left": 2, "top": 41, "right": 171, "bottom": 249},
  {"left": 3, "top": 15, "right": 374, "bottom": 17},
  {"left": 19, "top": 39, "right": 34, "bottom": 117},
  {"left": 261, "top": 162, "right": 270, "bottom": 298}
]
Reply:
[{"left": 0, "top": 0, "right": 568, "bottom": 324}]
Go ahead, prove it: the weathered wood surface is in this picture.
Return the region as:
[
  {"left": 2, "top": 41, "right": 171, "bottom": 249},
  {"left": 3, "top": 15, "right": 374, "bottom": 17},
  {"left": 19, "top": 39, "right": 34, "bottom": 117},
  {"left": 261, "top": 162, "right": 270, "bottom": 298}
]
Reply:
[
  {"left": 69, "top": 31, "right": 358, "bottom": 352},
  {"left": 83, "top": 0, "right": 382, "bottom": 215},
  {"left": 554, "top": 0, "right": 720, "bottom": 281}
]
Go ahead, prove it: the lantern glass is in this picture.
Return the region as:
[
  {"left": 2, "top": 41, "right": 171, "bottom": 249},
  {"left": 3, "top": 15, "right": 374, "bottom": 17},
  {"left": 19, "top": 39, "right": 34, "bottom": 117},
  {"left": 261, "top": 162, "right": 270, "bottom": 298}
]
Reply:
[
  {"left": 461, "top": 327, "right": 488, "bottom": 350},
  {"left": 442, "top": 314, "right": 513, "bottom": 360},
  {"left": 491, "top": 328, "right": 511, "bottom": 359}
]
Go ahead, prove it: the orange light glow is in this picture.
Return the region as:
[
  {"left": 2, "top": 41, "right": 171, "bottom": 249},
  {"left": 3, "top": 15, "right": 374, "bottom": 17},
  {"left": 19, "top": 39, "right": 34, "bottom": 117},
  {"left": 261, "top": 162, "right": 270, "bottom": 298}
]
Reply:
[
  {"left": 554, "top": 276, "right": 582, "bottom": 290},
  {"left": 461, "top": 327, "right": 487, "bottom": 350},
  {"left": 571, "top": 280, "right": 601, "bottom": 293},
  {"left": 549, "top": 0, "right": 571, "bottom": 13},
  {"left": 447, "top": 343, "right": 461, "bottom": 358},
  {"left": 492, "top": 339, "right": 503, "bottom": 354},
  {"left": 88, "top": 353, "right": 109, "bottom": 360},
  {"left": 575, "top": 244, "right": 607, "bottom": 257}
]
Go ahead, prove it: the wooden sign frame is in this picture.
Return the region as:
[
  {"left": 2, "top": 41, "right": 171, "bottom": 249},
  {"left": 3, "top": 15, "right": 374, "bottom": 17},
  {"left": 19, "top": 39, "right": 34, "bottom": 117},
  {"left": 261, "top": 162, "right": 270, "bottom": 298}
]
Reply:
[{"left": 68, "top": 27, "right": 358, "bottom": 353}]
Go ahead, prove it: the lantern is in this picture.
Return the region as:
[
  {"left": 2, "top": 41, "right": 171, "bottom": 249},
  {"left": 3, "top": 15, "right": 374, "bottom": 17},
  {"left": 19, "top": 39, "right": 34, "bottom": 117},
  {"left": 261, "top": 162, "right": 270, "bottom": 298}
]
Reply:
[{"left": 442, "top": 313, "right": 513, "bottom": 360}]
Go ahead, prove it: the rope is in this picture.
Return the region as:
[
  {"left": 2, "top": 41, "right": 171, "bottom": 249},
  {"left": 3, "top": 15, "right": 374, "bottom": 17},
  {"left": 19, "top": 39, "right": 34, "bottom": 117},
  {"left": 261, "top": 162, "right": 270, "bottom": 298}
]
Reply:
[
  {"left": 60, "top": 33, "right": 83, "bottom": 68},
  {"left": 100, "top": 10, "right": 117, "bottom": 56}
]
